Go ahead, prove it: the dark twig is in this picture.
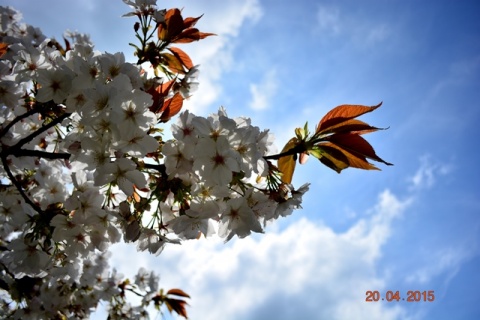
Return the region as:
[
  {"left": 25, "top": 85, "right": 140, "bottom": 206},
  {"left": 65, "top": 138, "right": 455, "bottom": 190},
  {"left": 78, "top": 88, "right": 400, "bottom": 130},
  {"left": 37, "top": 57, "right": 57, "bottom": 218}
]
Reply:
[
  {"left": 0, "top": 155, "right": 43, "bottom": 214},
  {"left": 6, "top": 112, "right": 71, "bottom": 154},
  {"left": 9, "top": 149, "right": 70, "bottom": 160},
  {"left": 263, "top": 144, "right": 306, "bottom": 160},
  {"left": 0, "top": 107, "right": 40, "bottom": 139},
  {"left": 143, "top": 162, "right": 167, "bottom": 176}
]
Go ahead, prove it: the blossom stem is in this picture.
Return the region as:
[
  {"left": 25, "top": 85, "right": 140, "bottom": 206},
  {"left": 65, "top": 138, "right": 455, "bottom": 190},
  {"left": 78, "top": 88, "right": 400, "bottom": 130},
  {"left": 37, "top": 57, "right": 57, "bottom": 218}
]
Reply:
[{"left": 125, "top": 287, "right": 144, "bottom": 297}]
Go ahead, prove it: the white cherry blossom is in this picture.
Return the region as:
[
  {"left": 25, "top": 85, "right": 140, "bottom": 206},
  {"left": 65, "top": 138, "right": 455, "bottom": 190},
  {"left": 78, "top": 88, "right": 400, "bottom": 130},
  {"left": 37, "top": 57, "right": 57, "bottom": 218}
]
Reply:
[
  {"left": 0, "top": 2, "right": 311, "bottom": 318},
  {"left": 219, "top": 196, "right": 263, "bottom": 242},
  {"left": 94, "top": 158, "right": 147, "bottom": 196}
]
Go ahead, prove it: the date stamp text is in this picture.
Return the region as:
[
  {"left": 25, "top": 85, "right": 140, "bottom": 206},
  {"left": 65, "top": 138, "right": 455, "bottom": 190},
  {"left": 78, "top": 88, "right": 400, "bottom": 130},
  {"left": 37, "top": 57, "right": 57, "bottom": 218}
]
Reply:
[{"left": 365, "top": 290, "right": 435, "bottom": 302}]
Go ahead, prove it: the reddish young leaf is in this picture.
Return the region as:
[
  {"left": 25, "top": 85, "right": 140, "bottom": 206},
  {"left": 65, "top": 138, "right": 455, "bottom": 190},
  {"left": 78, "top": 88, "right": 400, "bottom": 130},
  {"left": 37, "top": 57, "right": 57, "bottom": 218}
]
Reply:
[
  {"left": 0, "top": 43, "right": 8, "bottom": 57},
  {"left": 63, "top": 37, "right": 72, "bottom": 53},
  {"left": 160, "top": 92, "right": 184, "bottom": 122},
  {"left": 316, "top": 118, "right": 383, "bottom": 136},
  {"left": 158, "top": 79, "right": 176, "bottom": 96},
  {"left": 183, "top": 14, "right": 204, "bottom": 29},
  {"left": 168, "top": 47, "right": 193, "bottom": 70},
  {"left": 166, "top": 8, "right": 185, "bottom": 40},
  {"left": 165, "top": 298, "right": 189, "bottom": 319},
  {"left": 172, "top": 28, "right": 216, "bottom": 43},
  {"left": 316, "top": 102, "right": 382, "bottom": 134},
  {"left": 147, "top": 79, "right": 176, "bottom": 113},
  {"left": 132, "top": 187, "right": 141, "bottom": 203},
  {"left": 161, "top": 52, "right": 186, "bottom": 74},
  {"left": 315, "top": 144, "right": 350, "bottom": 173},
  {"left": 157, "top": 22, "right": 168, "bottom": 41},
  {"left": 319, "top": 142, "right": 379, "bottom": 171},
  {"left": 167, "top": 288, "right": 191, "bottom": 298},
  {"left": 327, "top": 133, "right": 393, "bottom": 166},
  {"left": 277, "top": 138, "right": 298, "bottom": 184}
]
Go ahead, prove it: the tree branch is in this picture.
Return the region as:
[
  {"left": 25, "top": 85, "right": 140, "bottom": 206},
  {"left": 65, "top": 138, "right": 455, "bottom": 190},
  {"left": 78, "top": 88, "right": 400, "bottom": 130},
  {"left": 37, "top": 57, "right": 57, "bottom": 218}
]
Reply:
[
  {"left": 143, "top": 162, "right": 167, "bottom": 176},
  {"left": 0, "top": 100, "right": 61, "bottom": 140},
  {"left": 9, "top": 149, "right": 70, "bottom": 160},
  {"left": 0, "top": 107, "right": 40, "bottom": 139},
  {"left": 7, "top": 112, "right": 72, "bottom": 154},
  {"left": 0, "top": 155, "right": 43, "bottom": 214}
]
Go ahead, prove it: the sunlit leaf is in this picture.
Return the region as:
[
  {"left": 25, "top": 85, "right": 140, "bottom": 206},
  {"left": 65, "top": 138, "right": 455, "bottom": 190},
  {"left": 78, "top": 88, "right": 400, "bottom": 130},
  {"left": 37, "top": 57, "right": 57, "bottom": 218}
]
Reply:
[
  {"left": 183, "top": 14, "right": 204, "bottom": 28},
  {"left": 159, "top": 8, "right": 185, "bottom": 41},
  {"left": 316, "top": 102, "right": 382, "bottom": 134},
  {"left": 160, "top": 92, "right": 183, "bottom": 122},
  {"left": 316, "top": 118, "right": 383, "bottom": 136},
  {"left": 319, "top": 141, "right": 378, "bottom": 171},
  {"left": 277, "top": 137, "right": 298, "bottom": 184},
  {"left": 172, "top": 28, "right": 216, "bottom": 43},
  {"left": 157, "top": 79, "right": 176, "bottom": 96},
  {"left": 165, "top": 298, "right": 189, "bottom": 319},
  {"left": 168, "top": 47, "right": 193, "bottom": 70},
  {"left": 132, "top": 188, "right": 141, "bottom": 203},
  {"left": 161, "top": 52, "right": 185, "bottom": 74},
  {"left": 327, "top": 133, "right": 392, "bottom": 166},
  {"left": 157, "top": 23, "right": 168, "bottom": 41},
  {"left": 295, "top": 127, "right": 306, "bottom": 140},
  {"left": 0, "top": 43, "right": 9, "bottom": 57},
  {"left": 63, "top": 37, "right": 71, "bottom": 52},
  {"left": 147, "top": 79, "right": 176, "bottom": 113},
  {"left": 308, "top": 147, "right": 322, "bottom": 160},
  {"left": 315, "top": 145, "right": 349, "bottom": 173},
  {"left": 167, "top": 288, "right": 191, "bottom": 298}
]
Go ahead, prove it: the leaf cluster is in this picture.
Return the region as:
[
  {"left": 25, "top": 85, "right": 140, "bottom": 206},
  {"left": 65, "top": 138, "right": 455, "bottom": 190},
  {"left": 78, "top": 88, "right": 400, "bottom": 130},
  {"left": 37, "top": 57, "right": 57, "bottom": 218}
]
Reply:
[{"left": 275, "top": 103, "right": 392, "bottom": 183}]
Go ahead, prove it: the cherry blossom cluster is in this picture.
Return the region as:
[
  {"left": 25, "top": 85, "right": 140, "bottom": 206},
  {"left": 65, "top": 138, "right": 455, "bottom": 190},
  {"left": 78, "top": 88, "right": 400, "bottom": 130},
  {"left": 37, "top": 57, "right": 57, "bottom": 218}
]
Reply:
[
  {"left": 162, "top": 108, "right": 309, "bottom": 242},
  {"left": 0, "top": 1, "right": 309, "bottom": 318}
]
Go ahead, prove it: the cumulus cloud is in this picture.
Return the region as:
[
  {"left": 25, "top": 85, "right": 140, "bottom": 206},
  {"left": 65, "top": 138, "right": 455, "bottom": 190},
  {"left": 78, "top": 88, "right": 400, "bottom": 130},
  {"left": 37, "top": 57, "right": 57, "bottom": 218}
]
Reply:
[
  {"left": 168, "top": 0, "right": 263, "bottom": 115},
  {"left": 107, "top": 189, "right": 412, "bottom": 320},
  {"left": 249, "top": 69, "right": 278, "bottom": 110}
]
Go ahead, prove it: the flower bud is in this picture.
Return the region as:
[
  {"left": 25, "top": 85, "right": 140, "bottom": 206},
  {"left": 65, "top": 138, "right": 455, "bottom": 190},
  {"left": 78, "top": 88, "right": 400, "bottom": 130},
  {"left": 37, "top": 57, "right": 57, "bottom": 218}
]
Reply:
[{"left": 299, "top": 152, "right": 309, "bottom": 164}]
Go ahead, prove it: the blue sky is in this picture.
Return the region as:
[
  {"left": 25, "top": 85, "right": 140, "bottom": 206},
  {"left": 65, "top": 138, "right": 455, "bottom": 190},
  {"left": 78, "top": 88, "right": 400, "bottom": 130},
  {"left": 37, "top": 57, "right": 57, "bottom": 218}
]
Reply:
[{"left": 4, "top": 0, "right": 480, "bottom": 319}]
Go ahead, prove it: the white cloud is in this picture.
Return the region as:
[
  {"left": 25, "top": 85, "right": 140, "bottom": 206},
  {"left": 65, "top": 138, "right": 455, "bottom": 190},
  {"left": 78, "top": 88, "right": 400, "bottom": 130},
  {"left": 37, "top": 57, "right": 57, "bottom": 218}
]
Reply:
[
  {"left": 363, "top": 24, "right": 390, "bottom": 46},
  {"left": 249, "top": 69, "right": 278, "bottom": 110},
  {"left": 316, "top": 5, "right": 341, "bottom": 35},
  {"left": 314, "top": 5, "right": 390, "bottom": 47},
  {"left": 405, "top": 246, "right": 475, "bottom": 290},
  {"left": 107, "top": 189, "right": 413, "bottom": 320},
  {"left": 165, "top": 0, "right": 263, "bottom": 115},
  {"left": 408, "top": 154, "right": 453, "bottom": 190}
]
